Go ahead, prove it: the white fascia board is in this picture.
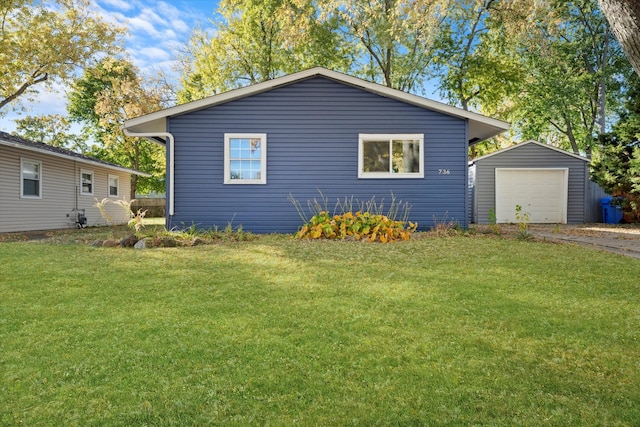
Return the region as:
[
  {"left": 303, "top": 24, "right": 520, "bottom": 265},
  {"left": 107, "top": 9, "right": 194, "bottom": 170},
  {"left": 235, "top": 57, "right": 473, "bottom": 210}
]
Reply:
[{"left": 471, "top": 140, "right": 590, "bottom": 163}]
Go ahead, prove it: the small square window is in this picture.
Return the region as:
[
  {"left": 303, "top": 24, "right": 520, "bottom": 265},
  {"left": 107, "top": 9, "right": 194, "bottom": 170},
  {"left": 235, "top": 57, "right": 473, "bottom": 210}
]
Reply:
[
  {"left": 224, "top": 134, "right": 267, "bottom": 184},
  {"left": 108, "top": 175, "right": 119, "bottom": 197},
  {"left": 21, "top": 159, "right": 42, "bottom": 198},
  {"left": 359, "top": 134, "right": 424, "bottom": 178},
  {"left": 81, "top": 170, "right": 94, "bottom": 195}
]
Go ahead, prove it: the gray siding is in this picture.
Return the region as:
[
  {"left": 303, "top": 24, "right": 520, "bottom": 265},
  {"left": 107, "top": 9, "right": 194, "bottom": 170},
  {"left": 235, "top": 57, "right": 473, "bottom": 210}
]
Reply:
[
  {"left": 168, "top": 77, "right": 469, "bottom": 233},
  {"left": 473, "top": 143, "right": 589, "bottom": 224},
  {"left": 0, "top": 145, "right": 132, "bottom": 232}
]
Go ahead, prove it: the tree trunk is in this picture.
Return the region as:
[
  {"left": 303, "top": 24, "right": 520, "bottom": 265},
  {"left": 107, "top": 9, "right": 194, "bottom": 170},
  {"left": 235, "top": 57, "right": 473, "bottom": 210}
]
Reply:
[{"left": 598, "top": 0, "right": 640, "bottom": 77}]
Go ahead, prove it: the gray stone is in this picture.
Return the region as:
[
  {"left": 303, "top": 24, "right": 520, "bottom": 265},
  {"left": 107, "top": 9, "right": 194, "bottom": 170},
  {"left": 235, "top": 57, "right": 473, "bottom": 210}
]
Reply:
[
  {"left": 120, "top": 235, "right": 139, "bottom": 248},
  {"left": 134, "top": 238, "right": 147, "bottom": 249}
]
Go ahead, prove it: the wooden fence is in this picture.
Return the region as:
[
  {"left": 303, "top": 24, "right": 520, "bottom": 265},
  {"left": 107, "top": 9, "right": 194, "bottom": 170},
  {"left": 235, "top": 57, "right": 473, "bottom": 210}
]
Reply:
[{"left": 131, "top": 198, "right": 165, "bottom": 218}]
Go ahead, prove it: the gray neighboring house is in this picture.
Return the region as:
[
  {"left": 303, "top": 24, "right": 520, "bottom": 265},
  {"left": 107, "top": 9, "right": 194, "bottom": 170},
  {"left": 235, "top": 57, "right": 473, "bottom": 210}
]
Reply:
[
  {"left": 0, "top": 131, "right": 149, "bottom": 233},
  {"left": 470, "top": 140, "right": 605, "bottom": 224},
  {"left": 123, "top": 67, "right": 509, "bottom": 233}
]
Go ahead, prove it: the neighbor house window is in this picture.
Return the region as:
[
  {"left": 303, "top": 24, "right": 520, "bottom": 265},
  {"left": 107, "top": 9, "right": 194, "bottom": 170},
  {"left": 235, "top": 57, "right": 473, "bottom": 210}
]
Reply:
[
  {"left": 21, "top": 158, "right": 42, "bottom": 198},
  {"left": 224, "top": 133, "right": 267, "bottom": 184},
  {"left": 358, "top": 134, "right": 424, "bottom": 178},
  {"left": 80, "top": 170, "right": 94, "bottom": 195},
  {"left": 108, "top": 175, "right": 119, "bottom": 197}
]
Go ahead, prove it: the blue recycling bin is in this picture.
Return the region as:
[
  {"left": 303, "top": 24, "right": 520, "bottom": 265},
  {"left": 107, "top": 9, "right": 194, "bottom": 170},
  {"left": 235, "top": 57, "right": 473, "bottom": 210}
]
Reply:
[{"left": 600, "top": 197, "right": 623, "bottom": 224}]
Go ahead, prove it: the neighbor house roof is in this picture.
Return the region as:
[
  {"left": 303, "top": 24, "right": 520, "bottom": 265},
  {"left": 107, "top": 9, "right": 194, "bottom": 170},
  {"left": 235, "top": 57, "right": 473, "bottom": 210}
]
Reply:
[
  {"left": 0, "top": 131, "right": 150, "bottom": 176},
  {"left": 470, "top": 140, "right": 590, "bottom": 163},
  {"left": 123, "top": 67, "right": 510, "bottom": 144}
]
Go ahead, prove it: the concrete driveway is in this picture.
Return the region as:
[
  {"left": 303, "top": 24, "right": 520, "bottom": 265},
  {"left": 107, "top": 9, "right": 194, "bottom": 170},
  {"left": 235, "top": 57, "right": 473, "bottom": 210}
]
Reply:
[{"left": 519, "top": 224, "right": 640, "bottom": 259}]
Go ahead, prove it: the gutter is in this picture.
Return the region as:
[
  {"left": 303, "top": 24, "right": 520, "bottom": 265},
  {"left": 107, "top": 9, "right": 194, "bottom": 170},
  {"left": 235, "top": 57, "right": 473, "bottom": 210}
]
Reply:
[{"left": 122, "top": 129, "right": 175, "bottom": 216}]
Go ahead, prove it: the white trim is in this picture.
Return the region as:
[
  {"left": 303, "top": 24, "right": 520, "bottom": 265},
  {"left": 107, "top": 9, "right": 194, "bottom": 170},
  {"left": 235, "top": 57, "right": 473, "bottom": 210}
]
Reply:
[
  {"left": 224, "top": 133, "right": 267, "bottom": 184},
  {"left": 123, "top": 67, "right": 509, "bottom": 142},
  {"left": 108, "top": 174, "right": 120, "bottom": 197},
  {"left": 358, "top": 134, "right": 424, "bottom": 179},
  {"left": 80, "top": 169, "right": 94, "bottom": 195},
  {"left": 495, "top": 168, "right": 569, "bottom": 224},
  {"left": 471, "top": 140, "right": 590, "bottom": 164},
  {"left": 20, "top": 158, "right": 42, "bottom": 199}
]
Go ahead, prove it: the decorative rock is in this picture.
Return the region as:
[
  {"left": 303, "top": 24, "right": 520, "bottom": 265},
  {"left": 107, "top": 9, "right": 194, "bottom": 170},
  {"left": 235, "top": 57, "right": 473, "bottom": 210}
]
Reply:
[
  {"left": 155, "top": 236, "right": 177, "bottom": 247},
  {"left": 91, "top": 240, "right": 103, "bottom": 247},
  {"left": 120, "top": 235, "right": 139, "bottom": 248},
  {"left": 102, "top": 239, "right": 120, "bottom": 247},
  {"left": 192, "top": 237, "right": 205, "bottom": 246},
  {"left": 134, "top": 238, "right": 147, "bottom": 249}
]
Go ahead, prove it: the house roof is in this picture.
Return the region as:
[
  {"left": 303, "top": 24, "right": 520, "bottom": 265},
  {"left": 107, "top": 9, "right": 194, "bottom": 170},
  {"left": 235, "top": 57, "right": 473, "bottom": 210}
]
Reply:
[
  {"left": 123, "top": 67, "right": 510, "bottom": 144},
  {"left": 0, "top": 131, "right": 150, "bottom": 176},
  {"left": 470, "top": 140, "right": 590, "bottom": 163}
]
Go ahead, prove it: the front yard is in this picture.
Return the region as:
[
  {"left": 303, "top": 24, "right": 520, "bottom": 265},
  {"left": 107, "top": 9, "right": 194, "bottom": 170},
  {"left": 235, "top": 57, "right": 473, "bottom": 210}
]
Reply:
[{"left": 1, "top": 231, "right": 639, "bottom": 425}]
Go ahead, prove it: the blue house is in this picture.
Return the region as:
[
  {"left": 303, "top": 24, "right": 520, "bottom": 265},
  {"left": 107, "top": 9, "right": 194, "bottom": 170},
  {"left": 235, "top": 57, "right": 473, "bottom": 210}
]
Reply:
[{"left": 123, "top": 67, "right": 509, "bottom": 233}]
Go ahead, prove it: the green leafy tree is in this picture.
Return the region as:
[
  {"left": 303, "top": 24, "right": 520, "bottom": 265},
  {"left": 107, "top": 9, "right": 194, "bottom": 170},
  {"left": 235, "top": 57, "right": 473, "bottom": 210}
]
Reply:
[
  {"left": 68, "top": 58, "right": 166, "bottom": 198},
  {"left": 591, "top": 74, "right": 640, "bottom": 218},
  {"left": 13, "top": 114, "right": 88, "bottom": 153},
  {"left": 0, "top": 0, "right": 122, "bottom": 113},
  {"left": 506, "top": 0, "right": 631, "bottom": 155},
  {"left": 319, "top": 0, "right": 450, "bottom": 92},
  {"left": 178, "top": 0, "right": 350, "bottom": 102}
]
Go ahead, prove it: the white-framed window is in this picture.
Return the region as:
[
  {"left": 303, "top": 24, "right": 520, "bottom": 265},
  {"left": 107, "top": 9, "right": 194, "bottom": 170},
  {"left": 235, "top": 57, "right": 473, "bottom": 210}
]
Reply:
[
  {"left": 224, "top": 133, "right": 267, "bottom": 184},
  {"left": 80, "top": 169, "right": 94, "bottom": 195},
  {"left": 358, "top": 134, "right": 424, "bottom": 178},
  {"left": 21, "top": 158, "right": 42, "bottom": 199},
  {"left": 108, "top": 174, "right": 119, "bottom": 197}
]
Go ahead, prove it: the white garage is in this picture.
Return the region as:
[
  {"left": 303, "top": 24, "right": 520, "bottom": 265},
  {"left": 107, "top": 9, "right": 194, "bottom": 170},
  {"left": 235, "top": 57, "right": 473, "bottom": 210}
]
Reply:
[
  {"left": 495, "top": 168, "right": 568, "bottom": 223},
  {"left": 470, "top": 140, "right": 604, "bottom": 224}
]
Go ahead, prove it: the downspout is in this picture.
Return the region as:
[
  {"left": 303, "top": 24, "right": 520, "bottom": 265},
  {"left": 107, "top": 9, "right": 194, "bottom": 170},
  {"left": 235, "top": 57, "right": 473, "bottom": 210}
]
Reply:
[{"left": 122, "top": 129, "right": 175, "bottom": 216}]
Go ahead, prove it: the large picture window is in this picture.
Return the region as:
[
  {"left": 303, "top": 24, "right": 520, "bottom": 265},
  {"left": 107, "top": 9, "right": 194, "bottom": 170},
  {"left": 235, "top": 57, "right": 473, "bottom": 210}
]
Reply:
[
  {"left": 358, "top": 134, "right": 424, "bottom": 178},
  {"left": 224, "top": 134, "right": 267, "bottom": 184},
  {"left": 80, "top": 169, "right": 94, "bottom": 195},
  {"left": 21, "top": 159, "right": 42, "bottom": 198}
]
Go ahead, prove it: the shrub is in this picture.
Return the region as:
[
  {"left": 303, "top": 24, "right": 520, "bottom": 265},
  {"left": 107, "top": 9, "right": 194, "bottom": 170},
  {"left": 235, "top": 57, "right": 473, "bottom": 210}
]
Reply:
[{"left": 295, "top": 211, "right": 418, "bottom": 243}]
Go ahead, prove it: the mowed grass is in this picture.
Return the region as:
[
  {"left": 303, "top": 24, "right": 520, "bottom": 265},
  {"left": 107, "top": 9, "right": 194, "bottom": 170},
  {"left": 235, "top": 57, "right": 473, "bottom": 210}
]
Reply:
[{"left": 1, "top": 234, "right": 639, "bottom": 426}]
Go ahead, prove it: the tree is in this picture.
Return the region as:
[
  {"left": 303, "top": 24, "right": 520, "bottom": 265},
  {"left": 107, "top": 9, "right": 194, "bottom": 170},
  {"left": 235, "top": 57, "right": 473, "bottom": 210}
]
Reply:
[
  {"left": 68, "top": 58, "right": 166, "bottom": 198},
  {"left": 0, "top": 0, "right": 122, "bottom": 113},
  {"left": 501, "top": 0, "right": 631, "bottom": 155},
  {"left": 318, "top": 0, "right": 450, "bottom": 92},
  {"left": 13, "top": 114, "right": 88, "bottom": 152},
  {"left": 591, "top": 73, "right": 640, "bottom": 219},
  {"left": 598, "top": 0, "right": 640, "bottom": 77},
  {"left": 178, "top": 0, "right": 350, "bottom": 102}
]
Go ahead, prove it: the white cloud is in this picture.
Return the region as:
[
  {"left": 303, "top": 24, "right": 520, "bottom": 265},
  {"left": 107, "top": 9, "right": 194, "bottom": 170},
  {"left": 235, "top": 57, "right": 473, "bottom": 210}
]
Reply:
[
  {"left": 139, "top": 47, "right": 171, "bottom": 62},
  {"left": 99, "top": 0, "right": 134, "bottom": 12}
]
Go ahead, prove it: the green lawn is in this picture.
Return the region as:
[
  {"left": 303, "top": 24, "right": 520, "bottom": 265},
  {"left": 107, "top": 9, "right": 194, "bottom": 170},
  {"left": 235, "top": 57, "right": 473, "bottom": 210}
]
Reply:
[{"left": 1, "top": 233, "right": 639, "bottom": 426}]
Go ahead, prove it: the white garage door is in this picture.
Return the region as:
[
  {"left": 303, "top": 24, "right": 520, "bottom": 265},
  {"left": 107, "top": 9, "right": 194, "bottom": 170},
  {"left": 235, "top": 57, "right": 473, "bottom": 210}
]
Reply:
[{"left": 495, "top": 168, "right": 568, "bottom": 224}]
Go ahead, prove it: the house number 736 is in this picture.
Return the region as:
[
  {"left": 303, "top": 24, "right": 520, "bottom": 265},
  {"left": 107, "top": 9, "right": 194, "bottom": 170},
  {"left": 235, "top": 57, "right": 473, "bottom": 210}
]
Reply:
[{"left": 438, "top": 169, "right": 451, "bottom": 175}]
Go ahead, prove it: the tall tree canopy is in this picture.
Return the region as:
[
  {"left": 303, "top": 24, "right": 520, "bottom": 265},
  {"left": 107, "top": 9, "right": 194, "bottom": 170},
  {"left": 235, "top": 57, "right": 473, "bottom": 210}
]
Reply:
[
  {"left": 318, "top": 0, "right": 450, "bottom": 92},
  {"left": 591, "top": 73, "right": 640, "bottom": 218},
  {"left": 13, "top": 114, "right": 87, "bottom": 152},
  {"left": 68, "top": 58, "right": 166, "bottom": 198},
  {"left": 0, "top": 0, "right": 122, "bottom": 113},
  {"left": 482, "top": 0, "right": 632, "bottom": 155},
  {"left": 178, "top": 0, "right": 351, "bottom": 102}
]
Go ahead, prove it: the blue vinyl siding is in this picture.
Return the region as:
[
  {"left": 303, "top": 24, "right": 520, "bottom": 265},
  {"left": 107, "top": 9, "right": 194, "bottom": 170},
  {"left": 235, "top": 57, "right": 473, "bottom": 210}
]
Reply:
[{"left": 168, "top": 77, "right": 468, "bottom": 233}]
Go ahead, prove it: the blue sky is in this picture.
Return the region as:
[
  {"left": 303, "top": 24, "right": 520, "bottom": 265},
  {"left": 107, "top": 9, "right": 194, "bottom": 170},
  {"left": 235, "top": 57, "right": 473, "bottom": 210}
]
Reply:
[{"left": 0, "top": 0, "right": 220, "bottom": 133}]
